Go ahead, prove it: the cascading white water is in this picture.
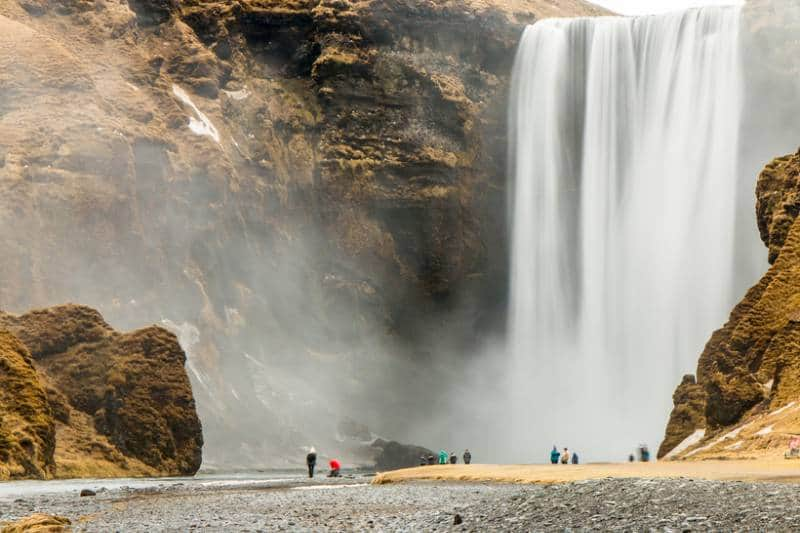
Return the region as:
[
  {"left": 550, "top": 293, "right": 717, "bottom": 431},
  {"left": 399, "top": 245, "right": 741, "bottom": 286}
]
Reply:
[{"left": 508, "top": 7, "right": 745, "bottom": 461}]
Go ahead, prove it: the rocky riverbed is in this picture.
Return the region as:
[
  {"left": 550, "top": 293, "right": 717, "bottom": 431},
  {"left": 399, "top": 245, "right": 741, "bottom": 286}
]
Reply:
[{"left": 3, "top": 476, "right": 800, "bottom": 531}]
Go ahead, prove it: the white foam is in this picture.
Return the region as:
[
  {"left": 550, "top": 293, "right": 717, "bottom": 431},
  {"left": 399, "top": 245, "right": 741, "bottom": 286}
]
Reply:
[{"left": 172, "top": 84, "right": 220, "bottom": 143}]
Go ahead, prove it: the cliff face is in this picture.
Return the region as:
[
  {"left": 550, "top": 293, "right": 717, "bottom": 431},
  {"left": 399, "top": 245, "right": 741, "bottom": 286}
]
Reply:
[
  {"left": 660, "top": 149, "right": 800, "bottom": 460},
  {"left": 0, "top": 0, "right": 607, "bottom": 465},
  {"left": 0, "top": 304, "right": 202, "bottom": 479}
]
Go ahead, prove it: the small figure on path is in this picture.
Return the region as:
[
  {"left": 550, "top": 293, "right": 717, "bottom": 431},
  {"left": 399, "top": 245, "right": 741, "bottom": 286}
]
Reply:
[
  {"left": 639, "top": 444, "right": 650, "bottom": 462},
  {"left": 628, "top": 453, "right": 635, "bottom": 463},
  {"left": 449, "top": 452, "right": 457, "bottom": 464},
  {"left": 438, "top": 449, "right": 448, "bottom": 465},
  {"left": 328, "top": 458, "right": 341, "bottom": 477},
  {"left": 427, "top": 454, "right": 436, "bottom": 465},
  {"left": 571, "top": 452, "right": 579, "bottom": 465},
  {"left": 306, "top": 447, "right": 317, "bottom": 478},
  {"left": 550, "top": 446, "right": 560, "bottom": 465},
  {"left": 560, "top": 448, "right": 570, "bottom": 465},
  {"left": 420, "top": 455, "right": 428, "bottom": 466},
  {"left": 463, "top": 449, "right": 472, "bottom": 465}
]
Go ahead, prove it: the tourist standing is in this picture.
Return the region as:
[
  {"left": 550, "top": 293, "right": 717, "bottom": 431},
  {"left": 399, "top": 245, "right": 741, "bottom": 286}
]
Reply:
[
  {"left": 560, "top": 448, "right": 570, "bottom": 464},
  {"left": 463, "top": 449, "right": 472, "bottom": 465},
  {"left": 571, "top": 452, "right": 579, "bottom": 465},
  {"left": 439, "top": 449, "right": 448, "bottom": 464},
  {"left": 550, "top": 446, "right": 560, "bottom": 464},
  {"left": 449, "top": 452, "right": 457, "bottom": 464},
  {"left": 306, "top": 447, "right": 317, "bottom": 478}
]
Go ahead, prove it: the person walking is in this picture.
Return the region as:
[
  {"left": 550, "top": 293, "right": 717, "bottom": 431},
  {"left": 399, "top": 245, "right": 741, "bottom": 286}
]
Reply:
[
  {"left": 306, "top": 447, "right": 317, "bottom": 478},
  {"left": 550, "top": 446, "right": 560, "bottom": 465},
  {"left": 560, "top": 448, "right": 570, "bottom": 465},
  {"left": 449, "top": 452, "right": 458, "bottom": 464},
  {"left": 463, "top": 449, "right": 472, "bottom": 465},
  {"left": 438, "top": 449, "right": 448, "bottom": 465},
  {"left": 571, "top": 452, "right": 579, "bottom": 465}
]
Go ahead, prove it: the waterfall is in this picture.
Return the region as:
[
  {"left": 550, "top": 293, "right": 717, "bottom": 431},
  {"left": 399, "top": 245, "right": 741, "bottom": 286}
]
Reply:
[{"left": 508, "top": 7, "right": 745, "bottom": 461}]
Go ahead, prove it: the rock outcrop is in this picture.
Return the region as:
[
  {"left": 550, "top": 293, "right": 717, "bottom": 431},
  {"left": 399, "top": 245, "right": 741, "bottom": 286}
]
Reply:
[
  {"left": 660, "top": 149, "right": 800, "bottom": 459},
  {"left": 0, "top": 304, "right": 202, "bottom": 479},
  {"left": 0, "top": 331, "right": 54, "bottom": 479},
  {"left": 0, "top": 0, "right": 607, "bottom": 465},
  {"left": 371, "top": 438, "right": 433, "bottom": 471}
]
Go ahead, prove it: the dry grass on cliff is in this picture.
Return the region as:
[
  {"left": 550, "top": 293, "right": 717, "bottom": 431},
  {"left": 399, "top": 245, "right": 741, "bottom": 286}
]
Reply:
[{"left": 0, "top": 331, "right": 54, "bottom": 480}]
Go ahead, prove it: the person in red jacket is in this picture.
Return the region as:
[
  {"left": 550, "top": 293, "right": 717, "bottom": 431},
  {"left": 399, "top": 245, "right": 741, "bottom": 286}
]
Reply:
[{"left": 328, "top": 459, "right": 341, "bottom": 477}]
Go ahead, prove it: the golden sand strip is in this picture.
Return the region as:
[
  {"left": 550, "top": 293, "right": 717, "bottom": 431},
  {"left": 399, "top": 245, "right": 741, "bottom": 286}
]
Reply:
[{"left": 372, "top": 460, "right": 800, "bottom": 485}]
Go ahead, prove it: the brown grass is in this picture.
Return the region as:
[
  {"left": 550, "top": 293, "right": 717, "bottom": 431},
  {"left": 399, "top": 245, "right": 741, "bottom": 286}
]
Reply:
[
  {"left": 1, "top": 514, "right": 70, "bottom": 533},
  {"left": 373, "top": 459, "right": 800, "bottom": 486}
]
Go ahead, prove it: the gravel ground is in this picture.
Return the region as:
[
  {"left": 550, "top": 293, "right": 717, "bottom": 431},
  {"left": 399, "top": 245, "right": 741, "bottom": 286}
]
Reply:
[{"left": 4, "top": 476, "right": 800, "bottom": 531}]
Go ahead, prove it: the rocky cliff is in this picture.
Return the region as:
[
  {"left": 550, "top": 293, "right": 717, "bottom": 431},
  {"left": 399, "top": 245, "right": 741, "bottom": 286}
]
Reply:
[
  {"left": 0, "top": 304, "right": 202, "bottom": 479},
  {"left": 0, "top": 0, "right": 607, "bottom": 466},
  {"left": 660, "top": 149, "right": 800, "bottom": 460}
]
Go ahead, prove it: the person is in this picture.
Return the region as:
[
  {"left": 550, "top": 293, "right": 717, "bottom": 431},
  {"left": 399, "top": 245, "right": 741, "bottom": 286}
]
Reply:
[
  {"left": 306, "top": 447, "right": 317, "bottom": 478},
  {"left": 449, "top": 452, "right": 457, "bottom": 464},
  {"left": 571, "top": 452, "right": 579, "bottom": 465},
  {"left": 560, "top": 448, "right": 570, "bottom": 465},
  {"left": 438, "top": 449, "right": 448, "bottom": 465},
  {"left": 328, "top": 458, "right": 341, "bottom": 477},
  {"left": 427, "top": 454, "right": 436, "bottom": 465},
  {"left": 463, "top": 449, "right": 472, "bottom": 465},
  {"left": 420, "top": 455, "right": 428, "bottom": 466},
  {"left": 550, "top": 446, "right": 560, "bottom": 465},
  {"left": 639, "top": 444, "right": 650, "bottom": 462},
  {"left": 628, "top": 453, "right": 635, "bottom": 463}
]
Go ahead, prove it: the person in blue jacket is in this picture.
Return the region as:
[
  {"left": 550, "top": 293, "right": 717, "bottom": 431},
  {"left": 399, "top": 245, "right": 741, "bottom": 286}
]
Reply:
[{"left": 550, "top": 446, "right": 560, "bottom": 464}]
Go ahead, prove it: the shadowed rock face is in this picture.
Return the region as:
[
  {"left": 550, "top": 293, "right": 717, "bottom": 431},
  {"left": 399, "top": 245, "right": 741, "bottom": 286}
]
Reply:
[
  {"left": 0, "top": 304, "right": 202, "bottom": 478},
  {"left": 660, "top": 149, "right": 800, "bottom": 459},
  {"left": 0, "top": 0, "right": 607, "bottom": 465}
]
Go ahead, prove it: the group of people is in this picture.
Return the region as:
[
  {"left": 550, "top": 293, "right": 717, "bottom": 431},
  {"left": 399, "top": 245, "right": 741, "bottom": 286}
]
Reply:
[
  {"left": 305, "top": 447, "right": 341, "bottom": 478},
  {"left": 421, "top": 449, "right": 472, "bottom": 466},
  {"left": 550, "top": 446, "right": 579, "bottom": 465}
]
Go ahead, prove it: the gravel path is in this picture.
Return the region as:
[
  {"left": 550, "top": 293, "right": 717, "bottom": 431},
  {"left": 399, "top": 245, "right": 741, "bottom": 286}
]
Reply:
[{"left": 4, "top": 476, "right": 800, "bottom": 531}]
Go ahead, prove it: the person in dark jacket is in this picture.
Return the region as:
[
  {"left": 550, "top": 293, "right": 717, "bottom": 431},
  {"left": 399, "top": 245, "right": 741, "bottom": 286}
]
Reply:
[
  {"left": 427, "top": 454, "right": 436, "bottom": 465},
  {"left": 306, "top": 447, "right": 317, "bottom": 478},
  {"left": 550, "top": 446, "right": 560, "bottom": 465},
  {"left": 449, "top": 452, "right": 458, "bottom": 464},
  {"left": 571, "top": 452, "right": 579, "bottom": 465},
  {"left": 463, "top": 449, "right": 472, "bottom": 465}
]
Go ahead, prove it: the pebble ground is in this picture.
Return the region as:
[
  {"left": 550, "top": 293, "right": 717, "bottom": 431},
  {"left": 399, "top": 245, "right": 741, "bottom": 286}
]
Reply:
[{"left": 3, "top": 476, "right": 800, "bottom": 531}]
